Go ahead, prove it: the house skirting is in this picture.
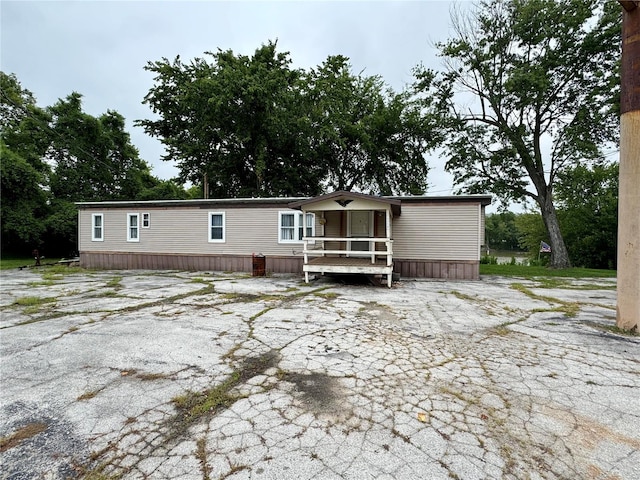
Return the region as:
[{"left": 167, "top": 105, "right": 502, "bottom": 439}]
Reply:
[
  {"left": 79, "top": 252, "right": 479, "bottom": 280},
  {"left": 79, "top": 252, "right": 303, "bottom": 274},
  {"left": 393, "top": 259, "right": 479, "bottom": 280}
]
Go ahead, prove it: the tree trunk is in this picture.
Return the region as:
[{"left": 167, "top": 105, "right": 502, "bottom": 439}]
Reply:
[{"left": 538, "top": 193, "right": 571, "bottom": 268}]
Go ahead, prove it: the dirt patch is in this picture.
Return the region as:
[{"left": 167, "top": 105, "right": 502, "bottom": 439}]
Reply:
[{"left": 281, "top": 372, "right": 342, "bottom": 412}]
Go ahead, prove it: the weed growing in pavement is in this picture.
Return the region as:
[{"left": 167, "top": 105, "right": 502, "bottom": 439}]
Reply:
[
  {"left": 449, "top": 290, "right": 478, "bottom": 301},
  {"left": 533, "top": 277, "right": 616, "bottom": 291},
  {"left": 221, "top": 464, "right": 250, "bottom": 479},
  {"left": 313, "top": 291, "right": 339, "bottom": 300},
  {"left": 91, "top": 291, "right": 123, "bottom": 298},
  {"left": 0, "top": 422, "right": 47, "bottom": 452},
  {"left": 41, "top": 272, "right": 64, "bottom": 281},
  {"left": 13, "top": 296, "right": 57, "bottom": 307},
  {"left": 195, "top": 437, "right": 211, "bottom": 480},
  {"left": 583, "top": 321, "right": 639, "bottom": 337},
  {"left": 42, "top": 265, "right": 86, "bottom": 276},
  {"left": 77, "top": 389, "right": 102, "bottom": 401},
  {"left": 105, "top": 276, "right": 123, "bottom": 289},
  {"left": 511, "top": 283, "right": 581, "bottom": 317},
  {"left": 26, "top": 280, "right": 56, "bottom": 287},
  {"left": 137, "top": 372, "right": 171, "bottom": 381},
  {"left": 169, "top": 351, "right": 280, "bottom": 434}
]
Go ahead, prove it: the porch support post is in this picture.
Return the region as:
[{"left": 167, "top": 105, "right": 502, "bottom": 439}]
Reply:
[{"left": 386, "top": 207, "right": 393, "bottom": 287}]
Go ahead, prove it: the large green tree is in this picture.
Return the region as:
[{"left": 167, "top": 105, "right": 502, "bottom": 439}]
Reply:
[
  {"left": 0, "top": 141, "right": 48, "bottom": 251},
  {"left": 420, "top": 0, "right": 620, "bottom": 267},
  {"left": 48, "top": 93, "right": 151, "bottom": 202},
  {"left": 555, "top": 163, "right": 618, "bottom": 269},
  {"left": 308, "top": 56, "right": 438, "bottom": 195},
  {"left": 1, "top": 73, "right": 51, "bottom": 253},
  {"left": 485, "top": 211, "right": 520, "bottom": 252},
  {"left": 1, "top": 72, "right": 181, "bottom": 256},
  {"left": 139, "top": 42, "right": 440, "bottom": 198},
  {"left": 138, "top": 41, "right": 321, "bottom": 198}
]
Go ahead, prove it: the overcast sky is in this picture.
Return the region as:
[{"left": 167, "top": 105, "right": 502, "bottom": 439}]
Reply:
[{"left": 1, "top": 0, "right": 474, "bottom": 196}]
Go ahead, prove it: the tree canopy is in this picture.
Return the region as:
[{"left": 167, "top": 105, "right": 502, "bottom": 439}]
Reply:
[
  {"left": 417, "top": 0, "right": 620, "bottom": 267},
  {"left": 138, "top": 42, "right": 438, "bottom": 197},
  {"left": 0, "top": 72, "right": 185, "bottom": 256}
]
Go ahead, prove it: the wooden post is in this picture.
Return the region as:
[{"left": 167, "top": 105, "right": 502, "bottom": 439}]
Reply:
[{"left": 618, "top": 1, "right": 640, "bottom": 331}]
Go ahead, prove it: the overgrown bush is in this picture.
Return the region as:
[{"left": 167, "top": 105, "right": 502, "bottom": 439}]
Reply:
[{"left": 480, "top": 255, "right": 498, "bottom": 265}]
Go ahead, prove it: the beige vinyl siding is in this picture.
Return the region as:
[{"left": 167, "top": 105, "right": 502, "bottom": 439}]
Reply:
[
  {"left": 79, "top": 206, "right": 315, "bottom": 256},
  {"left": 323, "top": 211, "right": 343, "bottom": 253},
  {"left": 393, "top": 204, "right": 480, "bottom": 261}
]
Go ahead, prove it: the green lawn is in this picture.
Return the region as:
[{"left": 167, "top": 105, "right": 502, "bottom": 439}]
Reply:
[
  {"left": 0, "top": 255, "right": 62, "bottom": 270},
  {"left": 480, "top": 264, "right": 616, "bottom": 279}
]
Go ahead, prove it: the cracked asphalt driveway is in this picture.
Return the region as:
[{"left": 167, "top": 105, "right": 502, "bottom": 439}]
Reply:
[{"left": 0, "top": 268, "right": 638, "bottom": 479}]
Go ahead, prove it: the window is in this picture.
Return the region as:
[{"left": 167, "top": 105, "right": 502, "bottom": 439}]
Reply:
[
  {"left": 142, "top": 213, "right": 150, "bottom": 228},
  {"left": 92, "top": 214, "right": 104, "bottom": 241},
  {"left": 279, "top": 211, "right": 314, "bottom": 243},
  {"left": 209, "top": 212, "right": 225, "bottom": 242},
  {"left": 127, "top": 213, "right": 139, "bottom": 242}
]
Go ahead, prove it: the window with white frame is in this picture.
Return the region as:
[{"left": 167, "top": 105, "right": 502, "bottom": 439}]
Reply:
[
  {"left": 91, "top": 213, "right": 104, "bottom": 241},
  {"left": 127, "top": 213, "right": 139, "bottom": 242},
  {"left": 209, "top": 212, "right": 225, "bottom": 242},
  {"left": 142, "top": 213, "right": 150, "bottom": 228},
  {"left": 278, "top": 212, "right": 314, "bottom": 243}
]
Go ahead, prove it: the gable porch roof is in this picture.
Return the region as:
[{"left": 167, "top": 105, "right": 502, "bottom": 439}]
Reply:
[{"left": 288, "top": 190, "right": 402, "bottom": 217}]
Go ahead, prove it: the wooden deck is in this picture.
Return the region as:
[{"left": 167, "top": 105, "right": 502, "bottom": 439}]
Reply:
[
  {"left": 306, "top": 257, "right": 389, "bottom": 267},
  {"left": 303, "top": 256, "right": 393, "bottom": 287}
]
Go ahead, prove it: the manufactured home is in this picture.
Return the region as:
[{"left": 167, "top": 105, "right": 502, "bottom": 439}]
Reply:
[{"left": 77, "top": 191, "right": 491, "bottom": 286}]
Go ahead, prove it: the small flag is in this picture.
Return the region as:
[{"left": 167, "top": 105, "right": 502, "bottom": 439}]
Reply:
[{"left": 540, "top": 241, "right": 551, "bottom": 253}]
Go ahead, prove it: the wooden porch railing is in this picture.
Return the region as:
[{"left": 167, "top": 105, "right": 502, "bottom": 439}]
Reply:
[{"left": 302, "top": 237, "right": 393, "bottom": 266}]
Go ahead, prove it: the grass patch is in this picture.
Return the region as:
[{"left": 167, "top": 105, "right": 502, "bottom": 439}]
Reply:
[
  {"left": 173, "top": 373, "right": 240, "bottom": 419},
  {"left": 449, "top": 290, "right": 478, "bottom": 301},
  {"left": 91, "top": 290, "right": 122, "bottom": 298},
  {"left": 42, "top": 265, "right": 86, "bottom": 276},
  {"left": 493, "top": 324, "right": 513, "bottom": 336},
  {"left": 13, "top": 296, "right": 57, "bottom": 308},
  {"left": 41, "top": 272, "right": 64, "bottom": 281},
  {"left": 480, "top": 264, "right": 616, "bottom": 279},
  {"left": 26, "top": 280, "right": 56, "bottom": 287},
  {"left": 0, "top": 255, "right": 63, "bottom": 270},
  {"left": 105, "top": 276, "right": 123, "bottom": 289},
  {"left": 170, "top": 351, "right": 279, "bottom": 431},
  {"left": 190, "top": 277, "right": 213, "bottom": 285},
  {"left": 584, "top": 321, "right": 639, "bottom": 336},
  {"left": 0, "top": 422, "right": 47, "bottom": 452},
  {"left": 313, "top": 291, "right": 339, "bottom": 300},
  {"left": 512, "top": 283, "right": 581, "bottom": 317},
  {"left": 533, "top": 277, "right": 616, "bottom": 291}
]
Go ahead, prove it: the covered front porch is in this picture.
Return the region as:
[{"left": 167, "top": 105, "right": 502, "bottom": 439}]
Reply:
[{"left": 289, "top": 191, "right": 400, "bottom": 288}]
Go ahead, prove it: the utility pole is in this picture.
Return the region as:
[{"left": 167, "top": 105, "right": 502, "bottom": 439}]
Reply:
[{"left": 618, "top": 1, "right": 640, "bottom": 331}]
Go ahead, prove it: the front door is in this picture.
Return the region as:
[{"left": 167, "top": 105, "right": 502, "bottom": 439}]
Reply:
[{"left": 348, "top": 211, "right": 372, "bottom": 255}]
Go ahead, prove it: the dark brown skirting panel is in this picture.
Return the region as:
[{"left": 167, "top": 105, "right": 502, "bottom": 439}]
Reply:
[
  {"left": 80, "top": 252, "right": 479, "bottom": 279},
  {"left": 79, "top": 252, "right": 303, "bottom": 274},
  {"left": 393, "top": 259, "right": 479, "bottom": 280}
]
